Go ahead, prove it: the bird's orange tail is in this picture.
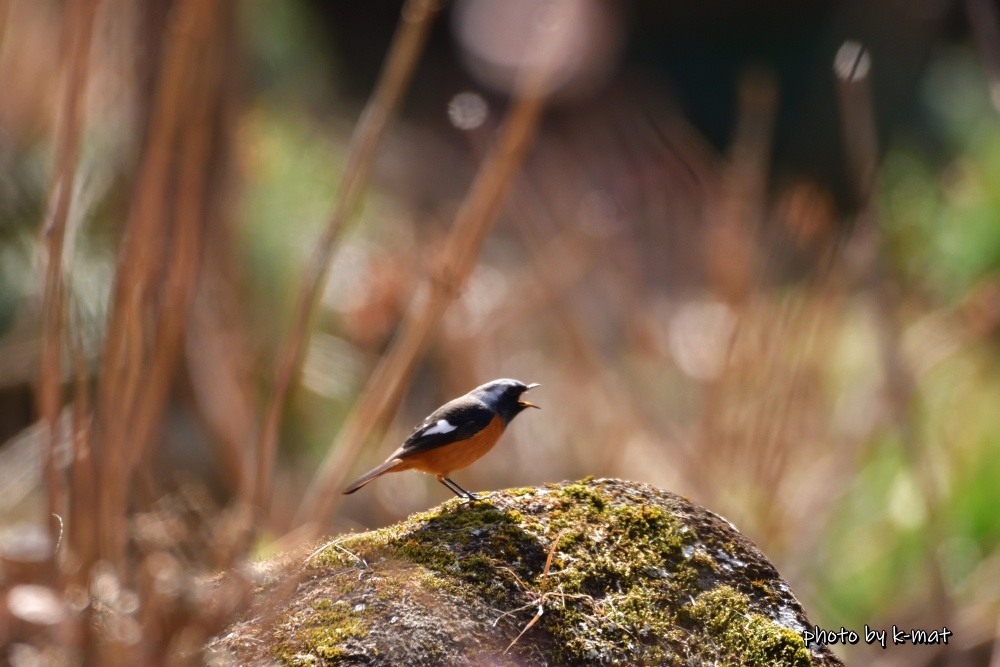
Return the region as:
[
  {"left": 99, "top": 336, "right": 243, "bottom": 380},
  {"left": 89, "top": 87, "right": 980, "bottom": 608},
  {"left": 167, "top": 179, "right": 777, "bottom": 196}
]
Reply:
[{"left": 342, "top": 459, "right": 403, "bottom": 494}]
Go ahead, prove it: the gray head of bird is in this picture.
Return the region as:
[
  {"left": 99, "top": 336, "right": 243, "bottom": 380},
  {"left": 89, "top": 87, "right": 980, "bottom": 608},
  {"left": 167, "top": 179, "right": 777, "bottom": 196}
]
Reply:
[{"left": 473, "top": 378, "right": 540, "bottom": 424}]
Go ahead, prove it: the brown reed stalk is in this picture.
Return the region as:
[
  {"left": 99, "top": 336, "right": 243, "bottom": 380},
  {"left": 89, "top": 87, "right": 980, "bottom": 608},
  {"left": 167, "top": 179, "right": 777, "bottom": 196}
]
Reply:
[
  {"left": 124, "top": 8, "right": 218, "bottom": 479},
  {"left": 253, "top": 0, "right": 440, "bottom": 511},
  {"left": 294, "top": 5, "right": 567, "bottom": 529},
  {"left": 68, "top": 304, "right": 94, "bottom": 542},
  {"left": 187, "top": 270, "right": 259, "bottom": 500},
  {"left": 705, "top": 67, "right": 776, "bottom": 305},
  {"left": 38, "top": 0, "right": 100, "bottom": 541},
  {"left": 94, "top": 0, "right": 220, "bottom": 568},
  {"left": 67, "top": 301, "right": 100, "bottom": 657}
]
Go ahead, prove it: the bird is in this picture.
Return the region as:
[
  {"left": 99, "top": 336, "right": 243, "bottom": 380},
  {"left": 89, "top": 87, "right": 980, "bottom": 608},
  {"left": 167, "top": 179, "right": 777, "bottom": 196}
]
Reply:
[{"left": 343, "top": 379, "right": 540, "bottom": 500}]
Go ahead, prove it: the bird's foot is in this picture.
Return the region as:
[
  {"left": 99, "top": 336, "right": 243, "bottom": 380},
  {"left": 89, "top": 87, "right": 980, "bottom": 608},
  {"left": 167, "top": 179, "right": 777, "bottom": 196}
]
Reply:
[{"left": 459, "top": 490, "right": 492, "bottom": 504}]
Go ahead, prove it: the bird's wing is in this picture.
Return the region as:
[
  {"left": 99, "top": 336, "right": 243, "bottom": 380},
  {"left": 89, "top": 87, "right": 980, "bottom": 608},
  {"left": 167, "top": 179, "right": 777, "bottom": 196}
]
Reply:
[{"left": 387, "top": 397, "right": 495, "bottom": 460}]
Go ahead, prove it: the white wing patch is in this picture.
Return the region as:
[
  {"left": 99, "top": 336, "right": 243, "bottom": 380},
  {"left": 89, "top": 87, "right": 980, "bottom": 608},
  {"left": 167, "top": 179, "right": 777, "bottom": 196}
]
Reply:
[{"left": 422, "top": 419, "right": 458, "bottom": 437}]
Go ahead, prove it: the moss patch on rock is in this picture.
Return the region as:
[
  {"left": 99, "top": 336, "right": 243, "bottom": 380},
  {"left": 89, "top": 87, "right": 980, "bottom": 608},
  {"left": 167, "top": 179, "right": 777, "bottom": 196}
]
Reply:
[{"left": 210, "top": 479, "right": 843, "bottom": 666}]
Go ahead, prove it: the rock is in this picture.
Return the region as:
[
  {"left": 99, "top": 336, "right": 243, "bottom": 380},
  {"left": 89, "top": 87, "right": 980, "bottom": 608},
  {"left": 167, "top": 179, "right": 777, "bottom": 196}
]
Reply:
[{"left": 211, "top": 478, "right": 843, "bottom": 666}]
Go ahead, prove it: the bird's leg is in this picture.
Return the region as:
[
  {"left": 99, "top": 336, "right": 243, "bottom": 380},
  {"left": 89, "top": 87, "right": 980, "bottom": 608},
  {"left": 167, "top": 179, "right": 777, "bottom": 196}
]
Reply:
[
  {"left": 437, "top": 475, "right": 482, "bottom": 502},
  {"left": 435, "top": 475, "right": 466, "bottom": 498}
]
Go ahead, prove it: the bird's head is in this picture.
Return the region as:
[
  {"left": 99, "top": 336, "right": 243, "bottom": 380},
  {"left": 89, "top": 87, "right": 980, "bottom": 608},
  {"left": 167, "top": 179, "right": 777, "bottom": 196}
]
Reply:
[{"left": 473, "top": 378, "right": 540, "bottom": 424}]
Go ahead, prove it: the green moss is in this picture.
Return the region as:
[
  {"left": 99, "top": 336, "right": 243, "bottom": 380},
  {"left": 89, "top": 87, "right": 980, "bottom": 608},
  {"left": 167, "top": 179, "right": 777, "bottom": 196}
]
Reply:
[
  {"left": 682, "top": 586, "right": 812, "bottom": 667},
  {"left": 375, "top": 578, "right": 402, "bottom": 601},
  {"left": 528, "top": 490, "right": 694, "bottom": 662},
  {"left": 557, "top": 482, "right": 607, "bottom": 511},
  {"left": 275, "top": 603, "right": 370, "bottom": 666},
  {"left": 397, "top": 537, "right": 457, "bottom": 571}
]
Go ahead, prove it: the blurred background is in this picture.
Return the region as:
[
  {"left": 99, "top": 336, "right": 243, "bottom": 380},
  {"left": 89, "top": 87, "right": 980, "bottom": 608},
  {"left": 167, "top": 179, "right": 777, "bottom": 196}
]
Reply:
[{"left": 1, "top": 0, "right": 1000, "bottom": 664}]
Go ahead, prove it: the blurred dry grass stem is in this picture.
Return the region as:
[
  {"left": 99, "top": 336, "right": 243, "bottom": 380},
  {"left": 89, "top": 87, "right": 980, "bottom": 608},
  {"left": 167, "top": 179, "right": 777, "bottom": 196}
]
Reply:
[
  {"left": 706, "top": 68, "right": 777, "bottom": 303},
  {"left": 254, "top": 0, "right": 440, "bottom": 511},
  {"left": 68, "top": 304, "right": 96, "bottom": 577},
  {"left": 37, "top": 0, "right": 100, "bottom": 546}
]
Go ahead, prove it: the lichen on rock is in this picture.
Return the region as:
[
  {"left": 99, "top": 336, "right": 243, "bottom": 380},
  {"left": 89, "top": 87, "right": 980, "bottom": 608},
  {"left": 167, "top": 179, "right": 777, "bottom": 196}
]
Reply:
[{"left": 210, "top": 478, "right": 844, "bottom": 666}]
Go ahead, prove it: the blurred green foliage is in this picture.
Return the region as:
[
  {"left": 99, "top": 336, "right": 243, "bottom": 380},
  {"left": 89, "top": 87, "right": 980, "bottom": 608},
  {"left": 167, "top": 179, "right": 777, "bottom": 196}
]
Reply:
[{"left": 884, "top": 50, "right": 1000, "bottom": 298}]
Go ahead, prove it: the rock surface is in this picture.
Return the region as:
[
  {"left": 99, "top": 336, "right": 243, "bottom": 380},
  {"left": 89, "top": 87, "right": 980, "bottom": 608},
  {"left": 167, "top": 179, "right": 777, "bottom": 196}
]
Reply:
[{"left": 211, "top": 478, "right": 844, "bottom": 666}]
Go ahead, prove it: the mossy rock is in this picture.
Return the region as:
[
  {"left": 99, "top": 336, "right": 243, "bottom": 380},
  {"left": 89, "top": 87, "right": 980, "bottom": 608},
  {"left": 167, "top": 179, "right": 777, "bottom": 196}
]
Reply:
[{"left": 211, "top": 478, "right": 843, "bottom": 666}]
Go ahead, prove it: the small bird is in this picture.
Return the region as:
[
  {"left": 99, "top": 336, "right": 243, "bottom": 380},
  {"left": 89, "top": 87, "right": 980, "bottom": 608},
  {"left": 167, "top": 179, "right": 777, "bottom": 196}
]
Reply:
[{"left": 343, "top": 379, "right": 540, "bottom": 500}]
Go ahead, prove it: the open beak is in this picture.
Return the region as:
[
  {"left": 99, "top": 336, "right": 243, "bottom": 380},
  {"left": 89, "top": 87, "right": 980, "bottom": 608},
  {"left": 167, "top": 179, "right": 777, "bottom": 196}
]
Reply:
[{"left": 518, "top": 383, "right": 541, "bottom": 409}]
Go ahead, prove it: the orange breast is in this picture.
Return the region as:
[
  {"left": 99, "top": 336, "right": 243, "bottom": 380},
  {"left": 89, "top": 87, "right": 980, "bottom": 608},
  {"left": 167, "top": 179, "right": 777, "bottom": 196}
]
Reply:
[{"left": 397, "top": 414, "right": 506, "bottom": 476}]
